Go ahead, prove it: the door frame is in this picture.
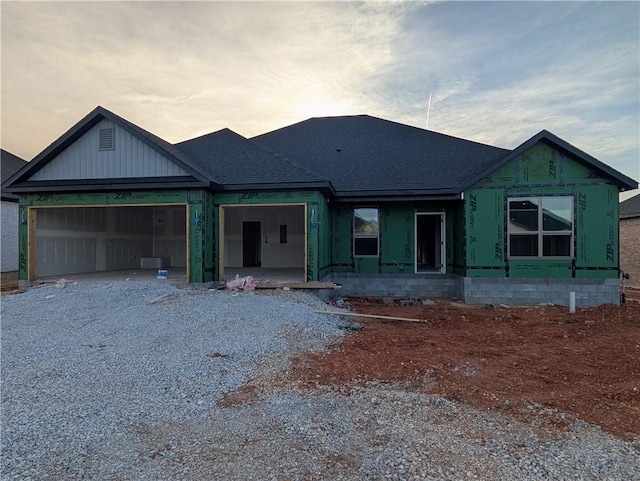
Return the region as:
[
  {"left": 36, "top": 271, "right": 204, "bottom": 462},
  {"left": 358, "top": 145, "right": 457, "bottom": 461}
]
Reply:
[
  {"left": 242, "top": 220, "right": 262, "bottom": 267},
  {"left": 414, "top": 212, "right": 446, "bottom": 274},
  {"left": 218, "top": 203, "right": 308, "bottom": 281},
  {"left": 26, "top": 203, "right": 189, "bottom": 281}
]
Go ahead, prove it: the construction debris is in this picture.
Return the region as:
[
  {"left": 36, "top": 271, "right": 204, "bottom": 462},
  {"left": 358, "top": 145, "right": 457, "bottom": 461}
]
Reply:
[
  {"left": 226, "top": 275, "right": 256, "bottom": 292},
  {"left": 400, "top": 298, "right": 416, "bottom": 307},
  {"left": 329, "top": 298, "right": 347, "bottom": 307}
]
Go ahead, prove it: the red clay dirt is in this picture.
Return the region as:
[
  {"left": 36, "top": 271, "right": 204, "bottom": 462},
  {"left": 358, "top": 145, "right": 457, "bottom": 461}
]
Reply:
[{"left": 292, "top": 293, "right": 640, "bottom": 441}]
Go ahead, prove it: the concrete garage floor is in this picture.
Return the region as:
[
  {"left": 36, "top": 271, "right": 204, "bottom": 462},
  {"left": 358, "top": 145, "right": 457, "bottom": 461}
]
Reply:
[
  {"left": 36, "top": 267, "right": 305, "bottom": 286},
  {"left": 38, "top": 268, "right": 188, "bottom": 286}
]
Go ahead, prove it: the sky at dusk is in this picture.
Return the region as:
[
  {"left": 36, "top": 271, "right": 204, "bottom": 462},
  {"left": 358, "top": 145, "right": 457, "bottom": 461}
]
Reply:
[{"left": 1, "top": 1, "right": 638, "bottom": 197}]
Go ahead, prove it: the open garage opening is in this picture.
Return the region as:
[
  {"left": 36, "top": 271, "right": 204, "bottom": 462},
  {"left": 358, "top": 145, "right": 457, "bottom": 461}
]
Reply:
[
  {"left": 220, "top": 204, "right": 306, "bottom": 282},
  {"left": 33, "top": 205, "right": 187, "bottom": 281}
]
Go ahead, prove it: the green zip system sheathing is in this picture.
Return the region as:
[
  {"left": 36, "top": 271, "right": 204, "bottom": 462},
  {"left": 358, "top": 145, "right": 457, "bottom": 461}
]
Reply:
[
  {"left": 213, "top": 190, "right": 329, "bottom": 282},
  {"left": 188, "top": 190, "right": 215, "bottom": 284},
  {"left": 18, "top": 189, "right": 215, "bottom": 284},
  {"left": 331, "top": 201, "right": 459, "bottom": 275},
  {"left": 465, "top": 142, "right": 619, "bottom": 279}
]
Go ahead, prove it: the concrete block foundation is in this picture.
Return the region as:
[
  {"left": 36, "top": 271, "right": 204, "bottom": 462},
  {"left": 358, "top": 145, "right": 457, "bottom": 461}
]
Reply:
[
  {"left": 322, "top": 274, "right": 620, "bottom": 307},
  {"left": 322, "top": 273, "right": 459, "bottom": 301},
  {"left": 460, "top": 277, "right": 620, "bottom": 307}
]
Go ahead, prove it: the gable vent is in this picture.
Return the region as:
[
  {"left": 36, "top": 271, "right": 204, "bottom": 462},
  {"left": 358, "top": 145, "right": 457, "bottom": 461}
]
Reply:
[{"left": 99, "top": 127, "right": 115, "bottom": 151}]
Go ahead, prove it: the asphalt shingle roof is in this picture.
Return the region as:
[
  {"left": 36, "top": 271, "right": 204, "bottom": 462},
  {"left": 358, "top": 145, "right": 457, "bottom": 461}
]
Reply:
[
  {"left": 620, "top": 193, "right": 640, "bottom": 218},
  {"left": 1, "top": 149, "right": 27, "bottom": 184},
  {"left": 5, "top": 107, "right": 635, "bottom": 198},
  {"left": 1, "top": 149, "right": 28, "bottom": 201},
  {"left": 176, "top": 128, "right": 327, "bottom": 188},
  {"left": 252, "top": 115, "right": 510, "bottom": 196}
]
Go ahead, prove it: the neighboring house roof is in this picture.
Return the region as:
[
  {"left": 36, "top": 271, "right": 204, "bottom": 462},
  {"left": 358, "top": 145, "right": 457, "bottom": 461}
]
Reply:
[
  {"left": 175, "top": 128, "right": 333, "bottom": 193},
  {"left": 463, "top": 129, "right": 638, "bottom": 192},
  {"left": 252, "top": 115, "right": 510, "bottom": 199},
  {"left": 1, "top": 149, "right": 28, "bottom": 201},
  {"left": 620, "top": 193, "right": 640, "bottom": 219}
]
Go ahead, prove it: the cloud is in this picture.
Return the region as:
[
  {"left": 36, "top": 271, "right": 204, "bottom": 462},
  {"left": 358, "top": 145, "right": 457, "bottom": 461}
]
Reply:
[
  {"left": 2, "top": 1, "right": 413, "bottom": 158},
  {"left": 425, "top": 39, "right": 639, "bottom": 179},
  {"left": 373, "top": 2, "right": 639, "bottom": 181},
  {"left": 1, "top": 0, "right": 637, "bottom": 185}
]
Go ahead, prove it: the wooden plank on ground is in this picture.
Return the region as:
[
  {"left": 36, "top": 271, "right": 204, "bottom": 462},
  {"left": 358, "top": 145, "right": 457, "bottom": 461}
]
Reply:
[
  {"left": 257, "top": 282, "right": 339, "bottom": 289},
  {"left": 315, "top": 309, "right": 428, "bottom": 323}
]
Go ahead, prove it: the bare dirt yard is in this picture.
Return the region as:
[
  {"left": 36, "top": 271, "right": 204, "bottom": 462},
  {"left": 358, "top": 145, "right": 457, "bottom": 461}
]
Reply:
[
  {"left": 291, "top": 290, "right": 640, "bottom": 442},
  {"left": 3, "top": 271, "right": 638, "bottom": 443},
  {"left": 2, "top": 281, "right": 639, "bottom": 478}
]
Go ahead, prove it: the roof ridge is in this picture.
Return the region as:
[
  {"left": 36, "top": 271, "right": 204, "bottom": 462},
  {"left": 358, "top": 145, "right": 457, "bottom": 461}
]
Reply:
[
  {"left": 254, "top": 114, "right": 510, "bottom": 152},
  {"left": 176, "top": 127, "right": 236, "bottom": 145},
  {"left": 176, "top": 127, "right": 326, "bottom": 183}
]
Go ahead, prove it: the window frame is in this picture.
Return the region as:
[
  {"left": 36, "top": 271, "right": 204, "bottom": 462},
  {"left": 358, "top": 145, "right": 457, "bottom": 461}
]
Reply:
[
  {"left": 507, "top": 196, "right": 574, "bottom": 259},
  {"left": 353, "top": 207, "right": 380, "bottom": 258}
]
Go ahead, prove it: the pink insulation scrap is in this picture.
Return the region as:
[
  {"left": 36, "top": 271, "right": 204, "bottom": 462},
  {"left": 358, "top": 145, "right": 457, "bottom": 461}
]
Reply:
[{"left": 226, "top": 275, "right": 256, "bottom": 292}]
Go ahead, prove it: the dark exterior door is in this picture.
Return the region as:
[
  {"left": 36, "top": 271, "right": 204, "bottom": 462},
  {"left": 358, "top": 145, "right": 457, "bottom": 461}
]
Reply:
[{"left": 242, "top": 221, "right": 261, "bottom": 267}]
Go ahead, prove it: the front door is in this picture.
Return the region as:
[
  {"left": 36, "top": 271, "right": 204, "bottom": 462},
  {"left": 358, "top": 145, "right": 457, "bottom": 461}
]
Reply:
[
  {"left": 242, "top": 221, "right": 262, "bottom": 267},
  {"left": 415, "top": 213, "right": 445, "bottom": 273}
]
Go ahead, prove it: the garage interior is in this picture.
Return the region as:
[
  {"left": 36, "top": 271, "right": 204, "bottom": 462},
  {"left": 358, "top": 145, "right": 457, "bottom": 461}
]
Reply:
[
  {"left": 220, "top": 205, "right": 306, "bottom": 282},
  {"left": 34, "top": 205, "right": 186, "bottom": 279}
]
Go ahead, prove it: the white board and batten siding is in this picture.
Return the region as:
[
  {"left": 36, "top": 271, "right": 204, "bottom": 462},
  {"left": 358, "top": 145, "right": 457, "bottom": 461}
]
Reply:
[{"left": 31, "top": 119, "right": 190, "bottom": 181}]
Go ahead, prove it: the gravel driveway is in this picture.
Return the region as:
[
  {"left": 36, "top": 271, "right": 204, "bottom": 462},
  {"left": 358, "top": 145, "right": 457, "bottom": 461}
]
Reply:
[{"left": 1, "top": 282, "right": 638, "bottom": 480}]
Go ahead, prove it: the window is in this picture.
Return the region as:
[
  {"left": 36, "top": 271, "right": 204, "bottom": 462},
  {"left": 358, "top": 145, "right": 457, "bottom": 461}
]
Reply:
[
  {"left": 279, "top": 224, "right": 287, "bottom": 244},
  {"left": 353, "top": 207, "right": 379, "bottom": 257},
  {"left": 508, "top": 196, "right": 573, "bottom": 258}
]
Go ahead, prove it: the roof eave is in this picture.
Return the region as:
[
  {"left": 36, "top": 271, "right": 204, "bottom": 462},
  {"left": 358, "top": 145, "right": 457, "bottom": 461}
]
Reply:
[
  {"left": 95, "top": 108, "right": 219, "bottom": 184},
  {"left": 3, "top": 106, "right": 215, "bottom": 189},
  {"left": 218, "top": 180, "right": 336, "bottom": 196},
  {"left": 4, "top": 177, "right": 211, "bottom": 194},
  {"left": 333, "top": 188, "right": 462, "bottom": 202},
  {"left": 3, "top": 107, "right": 107, "bottom": 187}
]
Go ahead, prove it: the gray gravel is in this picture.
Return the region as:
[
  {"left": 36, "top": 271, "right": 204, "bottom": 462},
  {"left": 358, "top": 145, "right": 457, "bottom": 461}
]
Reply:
[{"left": 1, "top": 282, "right": 638, "bottom": 480}]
